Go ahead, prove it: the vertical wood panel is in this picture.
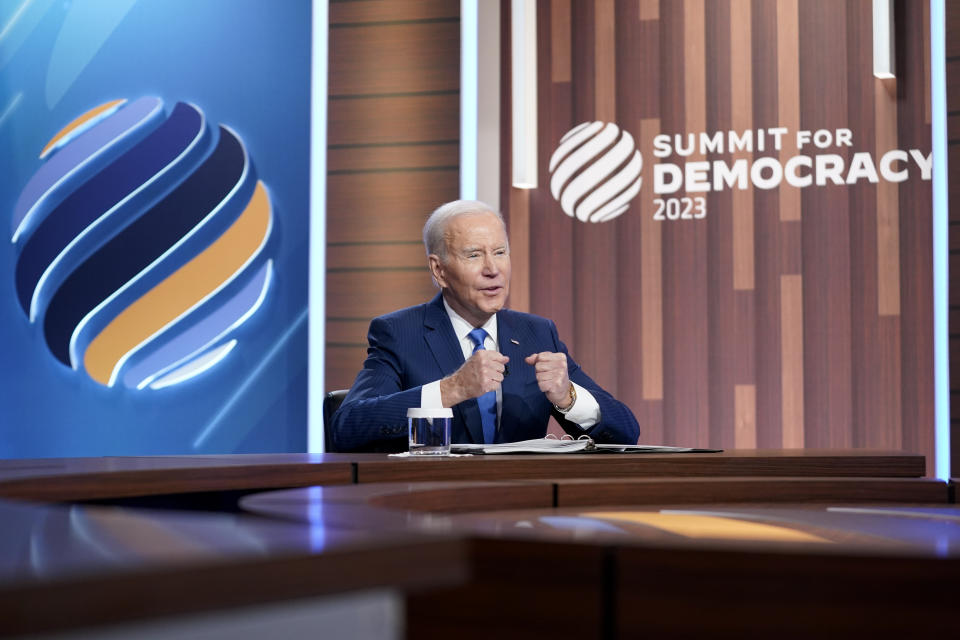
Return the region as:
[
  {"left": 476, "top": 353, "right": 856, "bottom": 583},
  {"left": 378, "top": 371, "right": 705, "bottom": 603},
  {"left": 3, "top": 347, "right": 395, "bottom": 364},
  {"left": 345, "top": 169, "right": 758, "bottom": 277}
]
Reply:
[
  {"left": 752, "top": 0, "right": 785, "bottom": 448},
  {"left": 551, "top": 0, "right": 571, "bottom": 82},
  {"left": 515, "top": 0, "right": 933, "bottom": 457},
  {"left": 777, "top": 0, "right": 801, "bottom": 222},
  {"left": 730, "top": 0, "right": 755, "bottom": 291},
  {"left": 639, "top": 0, "right": 659, "bottom": 21},
  {"left": 781, "top": 274, "right": 805, "bottom": 448},
  {"left": 896, "top": 0, "right": 935, "bottom": 474},
  {"left": 617, "top": 4, "right": 663, "bottom": 444},
  {"left": 875, "top": 80, "right": 901, "bottom": 316},
  {"left": 566, "top": 0, "right": 619, "bottom": 394},
  {"left": 640, "top": 121, "right": 663, "bottom": 402},
  {"left": 530, "top": 0, "right": 574, "bottom": 345},
  {"left": 508, "top": 188, "right": 530, "bottom": 312},
  {"left": 593, "top": 0, "right": 616, "bottom": 121},
  {"left": 705, "top": 0, "right": 736, "bottom": 449},
  {"left": 735, "top": 384, "right": 757, "bottom": 448},
  {"left": 799, "top": 0, "right": 852, "bottom": 448},
  {"left": 326, "top": 4, "right": 460, "bottom": 390},
  {"left": 846, "top": 0, "right": 902, "bottom": 453}
]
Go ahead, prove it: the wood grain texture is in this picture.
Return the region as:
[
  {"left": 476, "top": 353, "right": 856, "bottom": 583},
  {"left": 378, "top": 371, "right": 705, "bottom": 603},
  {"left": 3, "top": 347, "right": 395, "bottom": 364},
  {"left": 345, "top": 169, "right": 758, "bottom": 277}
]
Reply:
[
  {"left": 731, "top": 0, "right": 755, "bottom": 290},
  {"left": 508, "top": 0, "right": 933, "bottom": 460},
  {"left": 327, "top": 242, "right": 429, "bottom": 270},
  {"left": 354, "top": 450, "right": 927, "bottom": 483},
  {"left": 557, "top": 477, "right": 947, "bottom": 506},
  {"left": 507, "top": 188, "right": 530, "bottom": 312},
  {"left": 328, "top": 94, "right": 459, "bottom": 146},
  {"left": 0, "top": 462, "right": 353, "bottom": 501},
  {"left": 616, "top": 544, "right": 960, "bottom": 637},
  {"left": 329, "top": 21, "right": 460, "bottom": 96},
  {"left": 640, "top": 119, "right": 664, "bottom": 402},
  {"left": 616, "top": 9, "right": 663, "bottom": 443},
  {"left": 330, "top": 0, "right": 458, "bottom": 23},
  {"left": 799, "top": 0, "right": 852, "bottom": 449},
  {"left": 752, "top": 0, "right": 785, "bottom": 448},
  {"left": 327, "top": 270, "right": 437, "bottom": 319},
  {"left": 734, "top": 384, "right": 757, "bottom": 448},
  {"left": 550, "top": 0, "right": 571, "bottom": 82},
  {"left": 325, "top": 318, "right": 371, "bottom": 346},
  {"left": 896, "top": 0, "right": 935, "bottom": 475},
  {"left": 781, "top": 274, "right": 805, "bottom": 448},
  {"left": 326, "top": 345, "right": 371, "bottom": 390},
  {"left": 875, "top": 79, "right": 901, "bottom": 316},
  {"left": 948, "top": 0, "right": 960, "bottom": 57},
  {"left": 328, "top": 142, "right": 458, "bottom": 171},
  {"left": 327, "top": 170, "right": 459, "bottom": 243},
  {"left": 326, "top": 9, "right": 458, "bottom": 392},
  {"left": 777, "top": 0, "right": 801, "bottom": 222},
  {"left": 594, "top": 0, "right": 616, "bottom": 122},
  {"left": 639, "top": 0, "right": 659, "bottom": 21},
  {"left": 844, "top": 0, "right": 904, "bottom": 454}
]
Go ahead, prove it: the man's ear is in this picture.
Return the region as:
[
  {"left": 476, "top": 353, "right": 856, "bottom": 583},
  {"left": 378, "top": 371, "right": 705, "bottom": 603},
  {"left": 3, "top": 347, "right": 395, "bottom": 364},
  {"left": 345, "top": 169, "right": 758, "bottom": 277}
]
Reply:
[{"left": 428, "top": 254, "right": 446, "bottom": 288}]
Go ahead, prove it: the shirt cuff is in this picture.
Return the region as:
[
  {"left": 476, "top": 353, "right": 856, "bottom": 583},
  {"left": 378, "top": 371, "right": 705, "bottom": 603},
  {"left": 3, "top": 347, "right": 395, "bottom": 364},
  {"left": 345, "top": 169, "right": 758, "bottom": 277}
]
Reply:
[
  {"left": 563, "top": 382, "right": 601, "bottom": 429},
  {"left": 421, "top": 380, "right": 444, "bottom": 408}
]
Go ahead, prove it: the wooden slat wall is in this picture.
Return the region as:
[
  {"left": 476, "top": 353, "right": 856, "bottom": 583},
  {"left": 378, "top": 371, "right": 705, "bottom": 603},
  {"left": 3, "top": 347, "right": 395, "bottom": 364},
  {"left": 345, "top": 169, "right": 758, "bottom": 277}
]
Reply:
[
  {"left": 504, "top": 0, "right": 935, "bottom": 469},
  {"left": 326, "top": 0, "right": 460, "bottom": 389},
  {"left": 947, "top": 1, "right": 960, "bottom": 477}
]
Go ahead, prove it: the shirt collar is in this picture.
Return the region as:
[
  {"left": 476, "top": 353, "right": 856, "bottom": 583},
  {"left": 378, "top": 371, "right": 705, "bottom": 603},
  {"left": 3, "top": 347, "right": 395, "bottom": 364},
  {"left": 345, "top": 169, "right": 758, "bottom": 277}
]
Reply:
[{"left": 442, "top": 297, "right": 499, "bottom": 348}]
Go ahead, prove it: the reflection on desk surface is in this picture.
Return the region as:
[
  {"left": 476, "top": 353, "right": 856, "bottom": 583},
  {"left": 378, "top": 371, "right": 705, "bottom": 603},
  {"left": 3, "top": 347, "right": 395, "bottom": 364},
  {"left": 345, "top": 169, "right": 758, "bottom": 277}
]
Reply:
[{"left": 446, "top": 504, "right": 960, "bottom": 556}]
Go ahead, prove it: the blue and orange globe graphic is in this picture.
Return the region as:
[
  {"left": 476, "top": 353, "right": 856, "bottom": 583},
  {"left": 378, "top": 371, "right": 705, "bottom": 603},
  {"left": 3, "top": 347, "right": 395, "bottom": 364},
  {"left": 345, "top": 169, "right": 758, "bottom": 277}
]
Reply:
[{"left": 11, "top": 96, "right": 273, "bottom": 390}]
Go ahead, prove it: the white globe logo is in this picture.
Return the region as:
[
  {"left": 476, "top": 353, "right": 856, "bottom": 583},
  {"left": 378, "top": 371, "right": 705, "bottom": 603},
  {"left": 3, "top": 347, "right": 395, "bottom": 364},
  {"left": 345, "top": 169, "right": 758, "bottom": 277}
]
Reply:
[{"left": 548, "top": 121, "right": 643, "bottom": 223}]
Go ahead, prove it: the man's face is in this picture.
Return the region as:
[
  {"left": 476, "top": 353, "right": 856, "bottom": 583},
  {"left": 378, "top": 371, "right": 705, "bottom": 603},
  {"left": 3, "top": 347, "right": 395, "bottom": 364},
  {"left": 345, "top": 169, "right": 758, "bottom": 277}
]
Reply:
[{"left": 429, "top": 211, "right": 511, "bottom": 327}]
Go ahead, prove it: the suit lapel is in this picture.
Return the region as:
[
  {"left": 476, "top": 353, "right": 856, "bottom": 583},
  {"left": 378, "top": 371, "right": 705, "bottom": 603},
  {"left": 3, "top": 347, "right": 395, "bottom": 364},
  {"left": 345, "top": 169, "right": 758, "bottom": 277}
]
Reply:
[
  {"left": 423, "top": 294, "right": 485, "bottom": 444},
  {"left": 423, "top": 294, "right": 463, "bottom": 374},
  {"left": 497, "top": 311, "right": 527, "bottom": 442}
]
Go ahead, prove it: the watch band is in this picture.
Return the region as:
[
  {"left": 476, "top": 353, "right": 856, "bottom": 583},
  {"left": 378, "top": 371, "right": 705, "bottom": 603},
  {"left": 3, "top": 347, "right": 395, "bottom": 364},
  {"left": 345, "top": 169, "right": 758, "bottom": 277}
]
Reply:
[{"left": 554, "top": 383, "right": 577, "bottom": 414}]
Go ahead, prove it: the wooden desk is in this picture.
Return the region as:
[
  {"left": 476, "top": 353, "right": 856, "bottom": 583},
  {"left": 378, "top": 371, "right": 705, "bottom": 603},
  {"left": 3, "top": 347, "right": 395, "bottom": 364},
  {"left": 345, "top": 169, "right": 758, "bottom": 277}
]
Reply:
[
  {"left": 0, "top": 449, "right": 926, "bottom": 502},
  {"left": 0, "top": 449, "right": 954, "bottom": 638}
]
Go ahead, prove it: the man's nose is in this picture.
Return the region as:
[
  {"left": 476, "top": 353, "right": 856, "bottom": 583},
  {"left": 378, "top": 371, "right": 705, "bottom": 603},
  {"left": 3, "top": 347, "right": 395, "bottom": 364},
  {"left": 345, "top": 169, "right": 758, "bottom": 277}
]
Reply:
[{"left": 481, "top": 252, "right": 498, "bottom": 275}]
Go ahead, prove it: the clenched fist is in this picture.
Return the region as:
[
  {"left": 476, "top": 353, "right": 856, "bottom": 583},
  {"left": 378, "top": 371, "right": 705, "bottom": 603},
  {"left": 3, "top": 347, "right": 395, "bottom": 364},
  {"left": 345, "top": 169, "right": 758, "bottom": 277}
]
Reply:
[
  {"left": 524, "top": 352, "right": 573, "bottom": 408},
  {"left": 440, "top": 350, "right": 509, "bottom": 407}
]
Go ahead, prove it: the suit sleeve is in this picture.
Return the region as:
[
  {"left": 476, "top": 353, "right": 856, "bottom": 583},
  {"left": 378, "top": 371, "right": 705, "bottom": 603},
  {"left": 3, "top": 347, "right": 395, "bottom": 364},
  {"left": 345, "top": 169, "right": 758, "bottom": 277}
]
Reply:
[
  {"left": 329, "top": 316, "right": 420, "bottom": 452},
  {"left": 546, "top": 321, "right": 640, "bottom": 445}
]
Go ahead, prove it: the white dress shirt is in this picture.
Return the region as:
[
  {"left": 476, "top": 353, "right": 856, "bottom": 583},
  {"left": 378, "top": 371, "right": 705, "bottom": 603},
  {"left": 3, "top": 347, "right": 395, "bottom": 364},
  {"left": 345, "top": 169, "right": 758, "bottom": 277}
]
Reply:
[{"left": 420, "top": 299, "right": 601, "bottom": 433}]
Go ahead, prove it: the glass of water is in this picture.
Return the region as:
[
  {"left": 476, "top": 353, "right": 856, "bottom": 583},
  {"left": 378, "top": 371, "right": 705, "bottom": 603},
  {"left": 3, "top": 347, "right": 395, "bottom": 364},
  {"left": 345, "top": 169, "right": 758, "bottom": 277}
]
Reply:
[{"left": 407, "top": 408, "right": 453, "bottom": 455}]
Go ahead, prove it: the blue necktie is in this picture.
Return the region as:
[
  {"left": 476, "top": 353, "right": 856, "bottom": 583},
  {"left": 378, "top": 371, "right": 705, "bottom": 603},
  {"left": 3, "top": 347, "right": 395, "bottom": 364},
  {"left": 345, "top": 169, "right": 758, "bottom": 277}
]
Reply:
[{"left": 467, "top": 328, "right": 497, "bottom": 444}]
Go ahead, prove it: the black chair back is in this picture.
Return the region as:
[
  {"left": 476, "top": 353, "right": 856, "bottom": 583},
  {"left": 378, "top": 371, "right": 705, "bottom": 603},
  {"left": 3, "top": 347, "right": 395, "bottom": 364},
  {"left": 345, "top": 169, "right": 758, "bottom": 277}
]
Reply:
[{"left": 322, "top": 389, "right": 349, "bottom": 453}]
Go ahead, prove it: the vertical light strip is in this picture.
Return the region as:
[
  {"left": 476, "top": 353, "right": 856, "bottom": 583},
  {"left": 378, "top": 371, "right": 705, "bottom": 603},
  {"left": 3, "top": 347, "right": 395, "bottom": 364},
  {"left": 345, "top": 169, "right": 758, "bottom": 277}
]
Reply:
[
  {"left": 460, "top": 0, "right": 478, "bottom": 200},
  {"left": 511, "top": 0, "right": 537, "bottom": 189},
  {"left": 308, "top": 0, "right": 328, "bottom": 452},
  {"left": 476, "top": 0, "right": 500, "bottom": 210},
  {"left": 872, "top": 0, "right": 895, "bottom": 79},
  {"left": 930, "top": 0, "right": 950, "bottom": 480}
]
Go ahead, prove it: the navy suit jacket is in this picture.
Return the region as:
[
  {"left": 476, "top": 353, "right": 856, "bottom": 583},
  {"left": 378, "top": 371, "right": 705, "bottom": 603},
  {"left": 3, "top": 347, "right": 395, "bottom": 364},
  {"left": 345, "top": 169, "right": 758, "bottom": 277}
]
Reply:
[{"left": 330, "top": 294, "right": 640, "bottom": 452}]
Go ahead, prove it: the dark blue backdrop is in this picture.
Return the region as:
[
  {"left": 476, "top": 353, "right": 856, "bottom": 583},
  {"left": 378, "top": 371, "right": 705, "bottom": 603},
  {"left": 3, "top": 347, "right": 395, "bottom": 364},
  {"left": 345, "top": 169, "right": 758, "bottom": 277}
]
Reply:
[{"left": 0, "top": 0, "right": 310, "bottom": 456}]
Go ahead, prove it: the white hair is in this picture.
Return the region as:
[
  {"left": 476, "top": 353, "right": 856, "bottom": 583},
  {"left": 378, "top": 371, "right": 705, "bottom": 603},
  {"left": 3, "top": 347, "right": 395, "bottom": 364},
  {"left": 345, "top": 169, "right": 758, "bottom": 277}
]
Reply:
[{"left": 422, "top": 200, "right": 507, "bottom": 261}]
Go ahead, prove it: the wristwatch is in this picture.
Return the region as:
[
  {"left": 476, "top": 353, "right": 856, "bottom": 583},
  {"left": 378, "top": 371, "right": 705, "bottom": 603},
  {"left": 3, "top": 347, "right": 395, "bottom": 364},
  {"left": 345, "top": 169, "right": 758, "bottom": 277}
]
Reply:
[{"left": 553, "top": 383, "right": 577, "bottom": 414}]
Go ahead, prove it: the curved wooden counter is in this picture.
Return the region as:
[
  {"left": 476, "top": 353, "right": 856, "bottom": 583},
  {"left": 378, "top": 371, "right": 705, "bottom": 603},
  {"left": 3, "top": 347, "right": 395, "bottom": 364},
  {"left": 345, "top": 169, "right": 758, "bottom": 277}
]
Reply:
[
  {"left": 0, "top": 449, "right": 927, "bottom": 502},
  {"left": 0, "top": 450, "right": 954, "bottom": 638}
]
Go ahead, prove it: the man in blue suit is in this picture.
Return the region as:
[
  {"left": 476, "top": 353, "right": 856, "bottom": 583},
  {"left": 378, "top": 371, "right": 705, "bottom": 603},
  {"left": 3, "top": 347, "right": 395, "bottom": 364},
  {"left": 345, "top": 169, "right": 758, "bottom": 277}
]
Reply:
[{"left": 331, "top": 200, "right": 640, "bottom": 452}]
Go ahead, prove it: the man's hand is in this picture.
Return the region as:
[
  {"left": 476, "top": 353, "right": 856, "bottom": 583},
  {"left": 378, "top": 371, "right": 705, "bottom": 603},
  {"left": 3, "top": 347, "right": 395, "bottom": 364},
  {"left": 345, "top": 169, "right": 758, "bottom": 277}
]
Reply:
[
  {"left": 524, "top": 352, "right": 572, "bottom": 408},
  {"left": 440, "top": 351, "right": 509, "bottom": 407}
]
